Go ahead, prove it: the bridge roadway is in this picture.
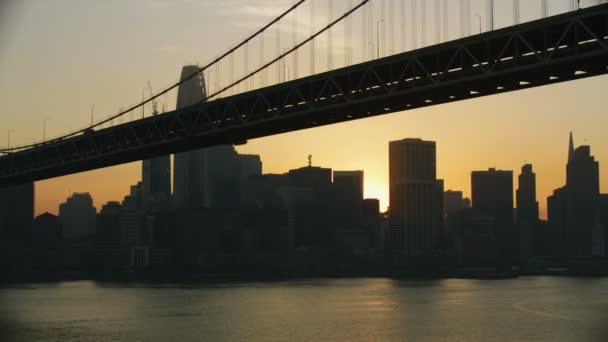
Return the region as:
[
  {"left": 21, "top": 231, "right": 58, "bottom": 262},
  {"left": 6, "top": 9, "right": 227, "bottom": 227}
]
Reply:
[{"left": 2, "top": 4, "right": 608, "bottom": 187}]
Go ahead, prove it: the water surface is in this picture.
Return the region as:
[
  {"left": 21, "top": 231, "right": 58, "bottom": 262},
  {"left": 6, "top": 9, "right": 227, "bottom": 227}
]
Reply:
[{"left": 1, "top": 277, "right": 607, "bottom": 341}]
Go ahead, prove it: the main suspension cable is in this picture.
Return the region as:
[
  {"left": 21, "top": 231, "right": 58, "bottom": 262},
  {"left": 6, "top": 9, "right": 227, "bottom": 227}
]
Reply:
[{"left": 1, "top": 0, "right": 308, "bottom": 152}]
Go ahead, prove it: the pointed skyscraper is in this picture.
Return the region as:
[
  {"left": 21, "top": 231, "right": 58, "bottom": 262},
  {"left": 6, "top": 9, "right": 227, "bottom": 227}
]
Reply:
[
  {"left": 173, "top": 65, "right": 208, "bottom": 209},
  {"left": 568, "top": 132, "right": 575, "bottom": 164},
  {"left": 172, "top": 65, "right": 241, "bottom": 209}
]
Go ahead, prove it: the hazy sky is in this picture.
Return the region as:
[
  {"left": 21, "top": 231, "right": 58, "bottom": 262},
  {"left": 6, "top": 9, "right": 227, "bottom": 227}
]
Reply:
[{"left": 0, "top": 0, "right": 607, "bottom": 218}]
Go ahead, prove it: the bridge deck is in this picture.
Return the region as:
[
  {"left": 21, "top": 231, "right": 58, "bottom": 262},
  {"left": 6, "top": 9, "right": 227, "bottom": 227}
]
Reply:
[{"left": 2, "top": 4, "right": 608, "bottom": 186}]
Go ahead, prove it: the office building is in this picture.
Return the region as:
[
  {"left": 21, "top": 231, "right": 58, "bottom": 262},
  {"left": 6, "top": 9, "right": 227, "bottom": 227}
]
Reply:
[
  {"left": 142, "top": 156, "right": 171, "bottom": 204},
  {"left": 333, "top": 170, "right": 364, "bottom": 229},
  {"left": 0, "top": 183, "right": 34, "bottom": 241},
  {"left": 239, "top": 154, "right": 263, "bottom": 181},
  {"left": 173, "top": 65, "right": 209, "bottom": 208},
  {"left": 59, "top": 192, "right": 97, "bottom": 238},
  {"left": 444, "top": 190, "right": 464, "bottom": 218},
  {"left": 471, "top": 168, "right": 514, "bottom": 225},
  {"left": 389, "top": 138, "right": 443, "bottom": 264},
  {"left": 516, "top": 164, "right": 539, "bottom": 224},
  {"left": 548, "top": 133, "right": 602, "bottom": 257}
]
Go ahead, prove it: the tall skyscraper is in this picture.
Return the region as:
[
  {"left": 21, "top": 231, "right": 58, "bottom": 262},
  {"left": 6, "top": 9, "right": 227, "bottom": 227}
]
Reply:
[
  {"left": 548, "top": 133, "right": 601, "bottom": 257},
  {"left": 333, "top": 171, "right": 364, "bottom": 229},
  {"left": 389, "top": 138, "right": 443, "bottom": 264},
  {"left": 0, "top": 183, "right": 34, "bottom": 241},
  {"left": 516, "top": 164, "right": 539, "bottom": 224},
  {"left": 283, "top": 164, "right": 334, "bottom": 247},
  {"left": 173, "top": 65, "right": 208, "bottom": 208},
  {"left": 172, "top": 65, "right": 243, "bottom": 209},
  {"left": 471, "top": 168, "right": 514, "bottom": 225},
  {"left": 142, "top": 156, "right": 171, "bottom": 204},
  {"left": 288, "top": 165, "right": 332, "bottom": 189},
  {"left": 444, "top": 190, "right": 464, "bottom": 218},
  {"left": 205, "top": 145, "right": 241, "bottom": 209},
  {"left": 59, "top": 192, "right": 97, "bottom": 238},
  {"left": 238, "top": 154, "right": 263, "bottom": 181},
  {"left": 566, "top": 145, "right": 600, "bottom": 256}
]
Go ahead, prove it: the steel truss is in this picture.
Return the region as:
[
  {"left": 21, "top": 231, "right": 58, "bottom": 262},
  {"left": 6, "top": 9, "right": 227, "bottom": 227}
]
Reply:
[{"left": 2, "top": 4, "right": 608, "bottom": 186}]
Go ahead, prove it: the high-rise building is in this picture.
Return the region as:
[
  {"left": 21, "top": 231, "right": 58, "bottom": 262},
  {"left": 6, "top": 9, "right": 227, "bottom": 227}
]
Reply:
[
  {"left": 142, "top": 156, "right": 171, "bottom": 204},
  {"left": 565, "top": 145, "right": 600, "bottom": 256},
  {"left": 548, "top": 133, "right": 602, "bottom": 257},
  {"left": 600, "top": 195, "right": 608, "bottom": 255},
  {"left": 444, "top": 190, "right": 464, "bottom": 218},
  {"left": 516, "top": 164, "right": 539, "bottom": 224},
  {"left": 288, "top": 165, "right": 332, "bottom": 189},
  {"left": 281, "top": 164, "right": 334, "bottom": 248},
  {"left": 172, "top": 65, "right": 245, "bottom": 209},
  {"left": 0, "top": 183, "right": 34, "bottom": 241},
  {"left": 239, "top": 154, "right": 263, "bottom": 181},
  {"left": 59, "top": 193, "right": 97, "bottom": 238},
  {"left": 31, "top": 213, "right": 63, "bottom": 275},
  {"left": 389, "top": 138, "right": 443, "bottom": 264},
  {"left": 333, "top": 171, "right": 364, "bottom": 229},
  {"left": 471, "top": 168, "right": 514, "bottom": 225},
  {"left": 204, "top": 145, "right": 241, "bottom": 209},
  {"left": 173, "top": 65, "right": 208, "bottom": 209}
]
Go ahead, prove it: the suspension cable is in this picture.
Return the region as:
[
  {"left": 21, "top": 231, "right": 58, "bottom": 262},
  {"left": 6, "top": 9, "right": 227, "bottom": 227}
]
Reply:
[
  {"left": 205, "top": 0, "right": 370, "bottom": 102},
  {"left": 1, "top": 0, "right": 308, "bottom": 153}
]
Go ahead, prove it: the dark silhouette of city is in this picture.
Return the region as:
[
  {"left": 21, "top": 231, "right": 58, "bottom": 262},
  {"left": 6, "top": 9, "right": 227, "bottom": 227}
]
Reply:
[{"left": 1, "top": 67, "right": 607, "bottom": 282}]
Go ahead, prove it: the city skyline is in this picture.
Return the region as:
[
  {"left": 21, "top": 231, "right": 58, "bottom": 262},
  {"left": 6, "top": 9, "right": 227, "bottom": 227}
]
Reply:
[
  {"left": 29, "top": 130, "right": 603, "bottom": 220},
  {"left": 1, "top": 0, "right": 607, "bottom": 218},
  {"left": 2, "top": 2, "right": 608, "bottom": 341}
]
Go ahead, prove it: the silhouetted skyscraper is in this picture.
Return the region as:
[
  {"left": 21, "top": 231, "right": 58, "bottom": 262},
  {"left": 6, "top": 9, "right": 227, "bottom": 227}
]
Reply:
[
  {"left": 565, "top": 145, "right": 600, "bottom": 256},
  {"left": 548, "top": 133, "right": 601, "bottom": 257},
  {"left": 142, "top": 156, "right": 171, "bottom": 204},
  {"left": 389, "top": 138, "right": 443, "bottom": 264},
  {"left": 444, "top": 190, "right": 464, "bottom": 218},
  {"left": 205, "top": 145, "right": 241, "bottom": 209},
  {"left": 173, "top": 65, "right": 208, "bottom": 208},
  {"left": 238, "top": 154, "right": 263, "bottom": 181},
  {"left": 59, "top": 193, "right": 97, "bottom": 238},
  {"left": 334, "top": 171, "right": 364, "bottom": 229},
  {"left": 516, "top": 164, "right": 539, "bottom": 224},
  {"left": 284, "top": 164, "right": 334, "bottom": 247},
  {"left": 288, "top": 165, "right": 332, "bottom": 189},
  {"left": 0, "top": 183, "right": 34, "bottom": 241},
  {"left": 471, "top": 168, "right": 514, "bottom": 225},
  {"left": 172, "top": 65, "right": 244, "bottom": 209}
]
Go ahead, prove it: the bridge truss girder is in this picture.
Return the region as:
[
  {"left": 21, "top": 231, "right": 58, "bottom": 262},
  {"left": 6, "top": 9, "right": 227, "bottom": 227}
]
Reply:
[{"left": 1, "top": 4, "right": 608, "bottom": 186}]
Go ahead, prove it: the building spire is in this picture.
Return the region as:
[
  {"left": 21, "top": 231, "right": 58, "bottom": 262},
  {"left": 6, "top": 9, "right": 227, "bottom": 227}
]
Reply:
[{"left": 568, "top": 132, "right": 575, "bottom": 163}]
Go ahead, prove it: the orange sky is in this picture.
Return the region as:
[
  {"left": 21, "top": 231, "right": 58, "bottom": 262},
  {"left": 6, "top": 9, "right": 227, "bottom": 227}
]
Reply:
[{"left": 1, "top": 0, "right": 607, "bottom": 219}]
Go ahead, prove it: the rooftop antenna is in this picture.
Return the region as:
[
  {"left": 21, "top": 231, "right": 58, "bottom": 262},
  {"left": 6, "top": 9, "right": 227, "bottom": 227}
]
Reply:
[
  {"left": 308, "top": 154, "right": 312, "bottom": 167},
  {"left": 147, "top": 81, "right": 159, "bottom": 115},
  {"left": 90, "top": 105, "right": 94, "bottom": 126}
]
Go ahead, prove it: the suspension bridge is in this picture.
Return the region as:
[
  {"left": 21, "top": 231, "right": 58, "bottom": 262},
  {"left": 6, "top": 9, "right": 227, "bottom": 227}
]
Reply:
[{"left": 1, "top": 0, "right": 608, "bottom": 187}]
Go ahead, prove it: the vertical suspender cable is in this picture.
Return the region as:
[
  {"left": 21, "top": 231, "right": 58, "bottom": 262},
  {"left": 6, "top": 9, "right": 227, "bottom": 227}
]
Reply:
[
  {"left": 487, "top": 0, "right": 493, "bottom": 31},
  {"left": 464, "top": 0, "right": 470, "bottom": 36},
  {"left": 361, "top": 0, "right": 367, "bottom": 61},
  {"left": 412, "top": 0, "right": 418, "bottom": 49},
  {"left": 368, "top": 0, "right": 374, "bottom": 59},
  {"left": 293, "top": 10, "right": 298, "bottom": 79},
  {"left": 310, "top": 0, "right": 316, "bottom": 75},
  {"left": 435, "top": 0, "right": 440, "bottom": 43},
  {"left": 328, "top": 0, "right": 333, "bottom": 71},
  {"left": 421, "top": 0, "right": 426, "bottom": 47},
  {"left": 401, "top": 0, "right": 407, "bottom": 52},
  {"left": 442, "top": 0, "right": 448, "bottom": 42},
  {"left": 276, "top": 19, "right": 281, "bottom": 83},
  {"left": 388, "top": 0, "right": 394, "bottom": 55}
]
